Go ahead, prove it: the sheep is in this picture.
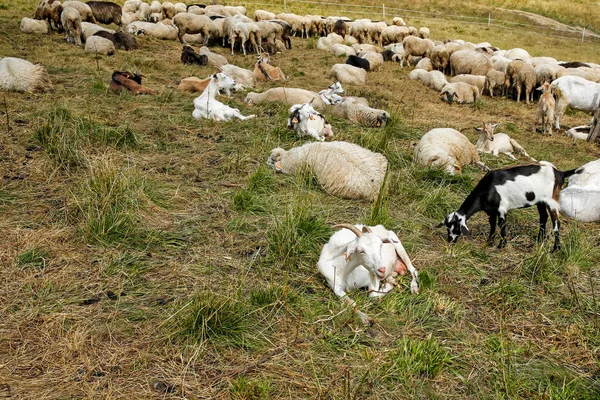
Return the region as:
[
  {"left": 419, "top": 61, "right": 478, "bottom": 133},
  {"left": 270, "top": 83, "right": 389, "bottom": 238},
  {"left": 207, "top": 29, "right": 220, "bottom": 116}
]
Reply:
[
  {"left": 174, "top": 2, "right": 187, "bottom": 15},
  {"left": 84, "top": 35, "right": 115, "bottom": 55},
  {"left": 358, "top": 51, "right": 384, "bottom": 71},
  {"left": 161, "top": 1, "right": 175, "bottom": 19},
  {"left": 227, "top": 21, "right": 249, "bottom": 55},
  {"left": 253, "top": 53, "right": 286, "bottom": 81},
  {"left": 245, "top": 22, "right": 262, "bottom": 54},
  {"left": 418, "top": 27, "right": 430, "bottom": 39},
  {"left": 267, "top": 141, "right": 388, "bottom": 201},
  {"left": 344, "top": 35, "right": 358, "bottom": 46},
  {"left": 20, "top": 18, "right": 49, "bottom": 34},
  {"left": 450, "top": 74, "right": 486, "bottom": 94},
  {"left": 181, "top": 45, "right": 208, "bottom": 65},
  {"left": 438, "top": 161, "right": 578, "bottom": 250},
  {"left": 475, "top": 122, "right": 536, "bottom": 161},
  {"left": 220, "top": 64, "right": 256, "bottom": 89},
  {"left": 61, "top": 7, "right": 83, "bottom": 45},
  {"left": 138, "top": 2, "right": 151, "bottom": 21},
  {"left": 349, "top": 19, "right": 370, "bottom": 43},
  {"left": 198, "top": 46, "right": 228, "bottom": 67},
  {"left": 333, "top": 19, "right": 347, "bottom": 37},
  {"left": 329, "top": 44, "right": 356, "bottom": 57},
  {"left": 345, "top": 54, "right": 370, "bottom": 71},
  {"left": 317, "top": 223, "right": 419, "bottom": 324},
  {"left": 551, "top": 76, "right": 600, "bottom": 130},
  {"left": 352, "top": 43, "right": 381, "bottom": 54},
  {"left": 505, "top": 59, "right": 536, "bottom": 103},
  {"left": 408, "top": 68, "right": 428, "bottom": 82},
  {"left": 288, "top": 102, "right": 333, "bottom": 141},
  {"left": 0, "top": 57, "right": 52, "bottom": 93},
  {"left": 192, "top": 73, "right": 255, "bottom": 122},
  {"left": 245, "top": 88, "right": 326, "bottom": 109},
  {"left": 126, "top": 21, "right": 178, "bottom": 40},
  {"left": 534, "top": 64, "right": 565, "bottom": 87},
  {"left": 149, "top": 0, "right": 161, "bottom": 14},
  {"left": 504, "top": 47, "right": 531, "bottom": 61},
  {"left": 93, "top": 30, "right": 137, "bottom": 50},
  {"left": 413, "top": 128, "right": 487, "bottom": 175},
  {"left": 366, "top": 21, "right": 386, "bottom": 47},
  {"left": 62, "top": 1, "right": 95, "bottom": 22},
  {"left": 423, "top": 70, "right": 448, "bottom": 91},
  {"left": 402, "top": 36, "right": 434, "bottom": 66},
  {"left": 332, "top": 100, "right": 390, "bottom": 128},
  {"left": 173, "top": 13, "right": 213, "bottom": 44},
  {"left": 530, "top": 56, "right": 558, "bottom": 68},
  {"left": 562, "top": 67, "right": 600, "bottom": 84},
  {"left": 491, "top": 54, "right": 511, "bottom": 73},
  {"left": 559, "top": 61, "right": 590, "bottom": 69},
  {"left": 81, "top": 21, "right": 113, "bottom": 40},
  {"left": 254, "top": 9, "right": 275, "bottom": 21},
  {"left": 316, "top": 32, "right": 344, "bottom": 51},
  {"left": 484, "top": 69, "right": 506, "bottom": 97},
  {"left": 430, "top": 44, "right": 452, "bottom": 74},
  {"left": 34, "top": 0, "right": 63, "bottom": 31},
  {"left": 559, "top": 159, "right": 600, "bottom": 222},
  {"left": 86, "top": 1, "right": 122, "bottom": 27},
  {"left": 255, "top": 20, "right": 280, "bottom": 54},
  {"left": 122, "top": 0, "right": 140, "bottom": 13},
  {"left": 535, "top": 82, "right": 556, "bottom": 136},
  {"left": 275, "top": 13, "right": 304, "bottom": 37},
  {"left": 329, "top": 63, "right": 367, "bottom": 86},
  {"left": 408, "top": 26, "right": 418, "bottom": 36},
  {"left": 414, "top": 57, "right": 433, "bottom": 71},
  {"left": 392, "top": 17, "right": 406, "bottom": 26},
  {"left": 440, "top": 82, "right": 479, "bottom": 104},
  {"left": 566, "top": 125, "right": 591, "bottom": 140},
  {"left": 449, "top": 49, "right": 492, "bottom": 76}
]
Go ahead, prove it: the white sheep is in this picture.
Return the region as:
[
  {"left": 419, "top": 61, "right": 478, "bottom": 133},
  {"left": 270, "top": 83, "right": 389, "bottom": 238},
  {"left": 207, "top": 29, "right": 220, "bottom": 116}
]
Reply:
[
  {"left": 440, "top": 82, "right": 479, "bottom": 104},
  {"left": 173, "top": 13, "right": 213, "bottom": 44},
  {"left": 358, "top": 51, "right": 384, "bottom": 71},
  {"left": 288, "top": 102, "right": 333, "bottom": 141},
  {"left": 450, "top": 74, "right": 486, "bottom": 94},
  {"left": 401, "top": 36, "right": 434, "bottom": 66},
  {"left": 267, "top": 141, "right": 388, "bottom": 201},
  {"left": 20, "top": 18, "right": 49, "bottom": 34},
  {"left": 392, "top": 17, "right": 406, "bottom": 26},
  {"left": 449, "top": 49, "right": 492, "bottom": 76},
  {"left": 352, "top": 43, "right": 381, "bottom": 54},
  {"left": 418, "top": 27, "right": 430, "bottom": 39},
  {"left": 414, "top": 57, "right": 433, "bottom": 71},
  {"left": 62, "top": 1, "right": 95, "bottom": 22},
  {"left": 504, "top": 47, "right": 531, "bottom": 62},
  {"left": 424, "top": 70, "right": 449, "bottom": 91},
  {"left": 254, "top": 9, "right": 275, "bottom": 21},
  {"left": 413, "top": 128, "right": 487, "bottom": 175},
  {"left": 61, "top": 6, "right": 82, "bottom": 45},
  {"left": 81, "top": 21, "right": 114, "bottom": 40},
  {"left": 317, "top": 223, "right": 419, "bottom": 324},
  {"left": 408, "top": 68, "right": 428, "bottom": 82},
  {"left": 332, "top": 100, "right": 390, "bottom": 128},
  {"left": 244, "top": 87, "right": 326, "bottom": 109},
  {"left": 484, "top": 69, "right": 506, "bottom": 97},
  {"left": 380, "top": 25, "right": 408, "bottom": 46},
  {"left": 316, "top": 33, "right": 344, "bottom": 51},
  {"left": 329, "top": 44, "right": 356, "bottom": 57},
  {"left": 329, "top": 63, "right": 367, "bottom": 86},
  {"left": 551, "top": 75, "right": 600, "bottom": 130},
  {"left": 227, "top": 21, "right": 249, "bottom": 55},
  {"left": 220, "top": 64, "right": 256, "bottom": 89},
  {"left": 198, "top": 46, "right": 228, "bottom": 68},
  {"left": 84, "top": 35, "right": 115, "bottom": 55},
  {"left": 0, "top": 57, "right": 52, "bottom": 93},
  {"left": 505, "top": 59, "right": 536, "bottom": 104},
  {"left": 126, "top": 21, "right": 178, "bottom": 40},
  {"left": 475, "top": 122, "right": 536, "bottom": 161},
  {"left": 149, "top": 0, "right": 161, "bottom": 14},
  {"left": 138, "top": 2, "right": 151, "bottom": 21},
  {"left": 192, "top": 73, "right": 256, "bottom": 122}
]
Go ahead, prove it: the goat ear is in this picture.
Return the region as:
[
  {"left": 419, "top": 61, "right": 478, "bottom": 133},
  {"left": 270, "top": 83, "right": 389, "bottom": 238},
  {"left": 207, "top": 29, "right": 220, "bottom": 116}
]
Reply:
[
  {"left": 346, "top": 241, "right": 358, "bottom": 259},
  {"left": 474, "top": 127, "right": 482, "bottom": 131},
  {"left": 460, "top": 223, "right": 471, "bottom": 236}
]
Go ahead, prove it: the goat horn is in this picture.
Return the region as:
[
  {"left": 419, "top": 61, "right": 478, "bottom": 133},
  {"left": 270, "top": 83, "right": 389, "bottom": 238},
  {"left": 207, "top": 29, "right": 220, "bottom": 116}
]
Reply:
[
  {"left": 362, "top": 226, "right": 373, "bottom": 234},
  {"left": 333, "top": 224, "right": 363, "bottom": 237}
]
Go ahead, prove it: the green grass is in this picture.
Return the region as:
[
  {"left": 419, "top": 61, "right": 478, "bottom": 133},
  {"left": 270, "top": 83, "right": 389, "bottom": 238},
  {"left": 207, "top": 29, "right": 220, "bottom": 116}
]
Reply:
[{"left": 17, "top": 247, "right": 50, "bottom": 270}]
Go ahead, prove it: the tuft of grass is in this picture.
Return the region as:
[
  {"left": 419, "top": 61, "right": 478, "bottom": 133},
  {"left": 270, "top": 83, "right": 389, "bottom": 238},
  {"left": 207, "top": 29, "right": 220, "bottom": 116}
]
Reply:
[
  {"left": 17, "top": 247, "right": 49, "bottom": 269},
  {"left": 383, "top": 336, "right": 452, "bottom": 381},
  {"left": 247, "top": 165, "right": 275, "bottom": 193},
  {"left": 233, "top": 189, "right": 268, "bottom": 214},
  {"left": 229, "top": 376, "right": 272, "bottom": 400}
]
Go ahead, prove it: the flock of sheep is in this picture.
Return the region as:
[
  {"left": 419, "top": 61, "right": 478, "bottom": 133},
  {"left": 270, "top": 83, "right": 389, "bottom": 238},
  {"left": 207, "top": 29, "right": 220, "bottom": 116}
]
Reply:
[{"left": 3, "top": 0, "right": 600, "bottom": 324}]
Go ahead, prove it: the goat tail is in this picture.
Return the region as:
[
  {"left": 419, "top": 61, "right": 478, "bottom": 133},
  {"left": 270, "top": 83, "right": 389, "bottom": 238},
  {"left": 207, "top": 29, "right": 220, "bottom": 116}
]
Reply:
[{"left": 258, "top": 61, "right": 272, "bottom": 81}]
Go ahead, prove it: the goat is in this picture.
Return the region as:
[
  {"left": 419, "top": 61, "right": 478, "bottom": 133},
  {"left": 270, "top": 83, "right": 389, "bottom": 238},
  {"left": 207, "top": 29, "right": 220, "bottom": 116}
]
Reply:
[
  {"left": 475, "top": 122, "right": 536, "bottom": 161},
  {"left": 318, "top": 223, "right": 419, "bottom": 324},
  {"left": 181, "top": 45, "right": 208, "bottom": 65},
  {"left": 438, "top": 161, "right": 579, "bottom": 251},
  {"left": 536, "top": 82, "right": 555, "bottom": 136},
  {"left": 318, "top": 81, "right": 345, "bottom": 105},
  {"left": 252, "top": 53, "right": 286, "bottom": 81},
  {"left": 192, "top": 73, "right": 255, "bottom": 121},
  {"left": 110, "top": 71, "right": 156, "bottom": 94},
  {"left": 287, "top": 101, "right": 333, "bottom": 141}
]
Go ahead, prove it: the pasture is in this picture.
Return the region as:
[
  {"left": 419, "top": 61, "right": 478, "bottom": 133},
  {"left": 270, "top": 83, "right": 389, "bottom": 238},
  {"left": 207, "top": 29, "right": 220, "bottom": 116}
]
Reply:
[{"left": 1, "top": 0, "right": 600, "bottom": 398}]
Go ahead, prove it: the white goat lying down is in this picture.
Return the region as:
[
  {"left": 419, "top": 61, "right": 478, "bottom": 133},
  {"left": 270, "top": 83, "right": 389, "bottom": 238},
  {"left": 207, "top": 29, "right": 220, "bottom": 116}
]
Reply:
[
  {"left": 475, "top": 122, "right": 536, "bottom": 161},
  {"left": 267, "top": 141, "right": 387, "bottom": 201},
  {"left": 560, "top": 159, "right": 600, "bottom": 222},
  {"left": 192, "top": 73, "right": 256, "bottom": 122},
  {"left": 319, "top": 81, "right": 345, "bottom": 105},
  {"left": 288, "top": 102, "right": 333, "bottom": 141},
  {"left": 318, "top": 223, "right": 419, "bottom": 324}
]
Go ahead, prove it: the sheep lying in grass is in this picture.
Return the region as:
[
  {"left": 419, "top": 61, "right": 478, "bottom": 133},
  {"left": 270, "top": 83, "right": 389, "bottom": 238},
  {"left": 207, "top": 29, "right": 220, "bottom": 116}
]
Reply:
[
  {"left": 267, "top": 141, "right": 388, "bottom": 200},
  {"left": 329, "top": 63, "right": 367, "bottom": 86},
  {"left": 332, "top": 100, "right": 390, "bottom": 128},
  {"left": 317, "top": 33, "right": 344, "bottom": 51},
  {"left": 0, "top": 57, "right": 52, "bottom": 93},
  {"left": 192, "top": 73, "right": 256, "bottom": 121},
  {"left": 81, "top": 21, "right": 113, "bottom": 40},
  {"left": 475, "top": 122, "right": 536, "bottom": 161},
  {"left": 198, "top": 46, "right": 228, "bottom": 68},
  {"left": 450, "top": 74, "right": 486, "bottom": 95},
  {"left": 85, "top": 35, "right": 115, "bottom": 55},
  {"left": 358, "top": 51, "right": 383, "bottom": 71},
  {"left": 318, "top": 223, "right": 419, "bottom": 324},
  {"left": 560, "top": 159, "right": 600, "bottom": 222},
  {"left": 20, "top": 18, "right": 49, "bottom": 34},
  {"left": 288, "top": 102, "right": 333, "bottom": 141},
  {"left": 245, "top": 87, "right": 326, "bottom": 109},
  {"left": 414, "top": 128, "right": 488, "bottom": 175},
  {"left": 126, "top": 21, "right": 178, "bottom": 40},
  {"left": 220, "top": 64, "right": 256, "bottom": 89},
  {"left": 440, "top": 82, "right": 479, "bottom": 104}
]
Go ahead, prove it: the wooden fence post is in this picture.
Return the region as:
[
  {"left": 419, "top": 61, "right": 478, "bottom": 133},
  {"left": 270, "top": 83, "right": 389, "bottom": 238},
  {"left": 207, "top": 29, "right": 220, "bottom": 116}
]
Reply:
[{"left": 587, "top": 108, "right": 600, "bottom": 143}]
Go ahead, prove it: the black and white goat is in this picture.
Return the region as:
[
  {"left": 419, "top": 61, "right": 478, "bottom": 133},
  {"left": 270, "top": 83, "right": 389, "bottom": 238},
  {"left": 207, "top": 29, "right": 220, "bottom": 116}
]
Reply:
[{"left": 438, "top": 161, "right": 578, "bottom": 251}]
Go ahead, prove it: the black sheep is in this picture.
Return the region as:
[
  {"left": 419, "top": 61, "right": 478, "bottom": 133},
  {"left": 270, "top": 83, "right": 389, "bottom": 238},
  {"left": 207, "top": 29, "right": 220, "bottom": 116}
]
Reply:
[
  {"left": 86, "top": 1, "right": 122, "bottom": 27},
  {"left": 345, "top": 55, "right": 370, "bottom": 71},
  {"left": 181, "top": 45, "right": 208, "bottom": 66},
  {"left": 93, "top": 31, "right": 138, "bottom": 50},
  {"left": 559, "top": 61, "right": 590, "bottom": 69},
  {"left": 381, "top": 50, "right": 394, "bottom": 62}
]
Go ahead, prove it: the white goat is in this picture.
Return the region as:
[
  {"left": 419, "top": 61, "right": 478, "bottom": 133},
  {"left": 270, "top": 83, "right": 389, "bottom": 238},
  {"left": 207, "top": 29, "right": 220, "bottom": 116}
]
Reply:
[
  {"left": 192, "top": 73, "right": 256, "bottom": 122},
  {"left": 559, "top": 159, "right": 600, "bottom": 222},
  {"left": 551, "top": 76, "right": 600, "bottom": 130},
  {"left": 475, "top": 122, "right": 536, "bottom": 161},
  {"left": 318, "top": 81, "right": 345, "bottom": 105},
  {"left": 288, "top": 101, "right": 333, "bottom": 141},
  {"left": 318, "top": 223, "right": 419, "bottom": 324}
]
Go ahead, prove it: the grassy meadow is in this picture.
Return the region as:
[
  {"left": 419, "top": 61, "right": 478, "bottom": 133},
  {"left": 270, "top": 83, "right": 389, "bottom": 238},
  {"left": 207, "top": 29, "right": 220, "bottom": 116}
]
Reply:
[{"left": 1, "top": 0, "right": 600, "bottom": 398}]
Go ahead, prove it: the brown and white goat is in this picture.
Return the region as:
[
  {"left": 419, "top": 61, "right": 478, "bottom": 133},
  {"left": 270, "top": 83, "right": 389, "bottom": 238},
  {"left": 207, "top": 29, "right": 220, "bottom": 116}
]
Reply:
[
  {"left": 252, "top": 53, "right": 286, "bottom": 82},
  {"left": 536, "top": 82, "right": 555, "bottom": 136}
]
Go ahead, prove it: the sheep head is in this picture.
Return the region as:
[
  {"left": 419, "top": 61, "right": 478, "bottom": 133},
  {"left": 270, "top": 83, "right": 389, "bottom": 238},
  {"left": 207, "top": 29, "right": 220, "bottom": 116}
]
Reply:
[{"left": 267, "top": 148, "right": 285, "bottom": 171}]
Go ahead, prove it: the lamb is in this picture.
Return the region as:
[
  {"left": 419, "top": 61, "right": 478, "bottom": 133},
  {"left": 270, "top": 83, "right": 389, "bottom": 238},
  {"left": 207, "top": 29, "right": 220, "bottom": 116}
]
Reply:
[
  {"left": 253, "top": 53, "right": 286, "bottom": 81},
  {"left": 220, "top": 64, "right": 256, "bottom": 89},
  {"left": 449, "top": 49, "right": 492, "bottom": 76},
  {"left": 438, "top": 161, "right": 578, "bottom": 250},
  {"left": 34, "top": 0, "right": 63, "bottom": 31},
  {"left": 358, "top": 51, "right": 384, "bottom": 71},
  {"left": 413, "top": 128, "right": 487, "bottom": 175},
  {"left": 20, "top": 18, "right": 49, "bottom": 34},
  {"left": 61, "top": 7, "right": 83, "bottom": 46},
  {"left": 550, "top": 75, "right": 600, "bottom": 130},
  {"left": 84, "top": 35, "right": 115, "bottom": 55},
  {"left": 475, "top": 122, "right": 536, "bottom": 161},
  {"left": 440, "top": 82, "right": 479, "bottom": 104},
  {"left": 401, "top": 36, "right": 434, "bottom": 66},
  {"left": 81, "top": 21, "right": 113, "bottom": 40},
  {"left": 329, "top": 64, "right": 367, "bottom": 86},
  {"left": 450, "top": 74, "right": 486, "bottom": 94},
  {"left": 317, "top": 223, "right": 419, "bottom": 324},
  {"left": 266, "top": 141, "right": 388, "bottom": 201},
  {"left": 505, "top": 59, "right": 536, "bottom": 103},
  {"left": 559, "top": 159, "right": 600, "bottom": 222},
  {"left": 126, "top": 21, "right": 178, "bottom": 40},
  {"left": 316, "top": 33, "right": 344, "bottom": 51},
  {"left": 192, "top": 73, "right": 255, "bottom": 122},
  {"left": 181, "top": 45, "right": 208, "bottom": 65},
  {"left": 62, "top": 1, "right": 95, "bottom": 22},
  {"left": 484, "top": 69, "right": 506, "bottom": 97},
  {"left": 287, "top": 102, "right": 333, "bottom": 141},
  {"left": 414, "top": 57, "right": 433, "bottom": 71},
  {"left": 0, "top": 57, "right": 52, "bottom": 93},
  {"left": 418, "top": 27, "right": 430, "bottom": 39},
  {"left": 228, "top": 21, "right": 249, "bottom": 55},
  {"left": 93, "top": 30, "right": 137, "bottom": 50},
  {"left": 173, "top": 13, "right": 213, "bottom": 44},
  {"left": 345, "top": 55, "right": 370, "bottom": 71},
  {"left": 318, "top": 81, "right": 345, "bottom": 105},
  {"left": 86, "top": 1, "right": 122, "bottom": 27},
  {"left": 245, "top": 88, "right": 326, "bottom": 109},
  {"left": 198, "top": 46, "right": 228, "bottom": 67},
  {"left": 536, "top": 82, "right": 556, "bottom": 136}
]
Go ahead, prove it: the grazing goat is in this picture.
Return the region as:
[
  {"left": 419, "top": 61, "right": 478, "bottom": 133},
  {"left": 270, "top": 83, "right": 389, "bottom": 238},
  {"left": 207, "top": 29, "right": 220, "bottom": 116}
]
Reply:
[
  {"left": 318, "top": 223, "right": 419, "bottom": 324},
  {"left": 551, "top": 76, "right": 600, "bottom": 130},
  {"left": 288, "top": 101, "right": 333, "bottom": 141},
  {"left": 438, "top": 161, "right": 578, "bottom": 250},
  {"left": 192, "top": 73, "right": 255, "bottom": 121},
  {"left": 475, "top": 122, "right": 536, "bottom": 161}
]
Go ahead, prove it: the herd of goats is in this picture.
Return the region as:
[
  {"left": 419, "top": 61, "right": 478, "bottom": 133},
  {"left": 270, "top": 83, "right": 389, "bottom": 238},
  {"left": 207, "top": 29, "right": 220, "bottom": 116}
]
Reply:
[{"left": 2, "top": 0, "right": 600, "bottom": 323}]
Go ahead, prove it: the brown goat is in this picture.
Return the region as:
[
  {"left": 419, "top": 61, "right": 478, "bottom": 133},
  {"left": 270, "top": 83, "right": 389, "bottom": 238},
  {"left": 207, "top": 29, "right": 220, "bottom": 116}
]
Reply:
[
  {"left": 110, "top": 71, "right": 156, "bottom": 95},
  {"left": 252, "top": 53, "right": 286, "bottom": 82}
]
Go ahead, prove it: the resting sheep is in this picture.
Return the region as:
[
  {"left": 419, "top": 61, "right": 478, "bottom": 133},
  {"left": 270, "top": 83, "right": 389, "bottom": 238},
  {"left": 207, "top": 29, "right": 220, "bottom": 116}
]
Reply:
[
  {"left": 93, "top": 30, "right": 138, "bottom": 50},
  {"left": 317, "top": 33, "right": 344, "bottom": 51},
  {"left": 559, "top": 159, "right": 600, "bottom": 222},
  {"left": 413, "top": 128, "right": 487, "bottom": 175},
  {"left": 267, "top": 141, "right": 388, "bottom": 201},
  {"left": 332, "top": 100, "right": 390, "bottom": 128},
  {"left": 358, "top": 51, "right": 384, "bottom": 71},
  {"left": 84, "top": 35, "right": 115, "bottom": 55},
  {"left": 329, "top": 64, "right": 367, "bottom": 86},
  {"left": 345, "top": 55, "right": 369, "bottom": 71},
  {"left": 440, "top": 82, "right": 479, "bottom": 104},
  {"left": 198, "top": 46, "right": 228, "bottom": 68},
  {"left": 245, "top": 87, "right": 326, "bottom": 109},
  {"left": 450, "top": 74, "right": 486, "bottom": 95},
  {"left": 81, "top": 21, "right": 113, "bottom": 40},
  {"left": 475, "top": 122, "right": 536, "bottom": 161},
  {"left": 329, "top": 44, "right": 356, "bottom": 57},
  {"left": 20, "top": 18, "right": 49, "bottom": 34},
  {"left": 126, "top": 21, "right": 178, "bottom": 40},
  {"left": 0, "top": 57, "right": 52, "bottom": 93}
]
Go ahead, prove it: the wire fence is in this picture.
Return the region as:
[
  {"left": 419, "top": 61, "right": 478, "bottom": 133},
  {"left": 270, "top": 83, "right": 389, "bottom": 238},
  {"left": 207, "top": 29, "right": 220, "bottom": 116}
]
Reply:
[{"left": 220, "top": 0, "right": 600, "bottom": 43}]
